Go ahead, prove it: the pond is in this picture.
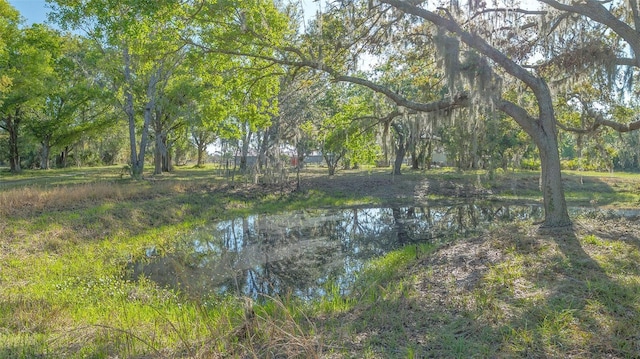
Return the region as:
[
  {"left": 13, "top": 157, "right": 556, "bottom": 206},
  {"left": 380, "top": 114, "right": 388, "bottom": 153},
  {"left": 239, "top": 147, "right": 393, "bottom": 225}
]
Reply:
[{"left": 130, "top": 203, "right": 639, "bottom": 301}]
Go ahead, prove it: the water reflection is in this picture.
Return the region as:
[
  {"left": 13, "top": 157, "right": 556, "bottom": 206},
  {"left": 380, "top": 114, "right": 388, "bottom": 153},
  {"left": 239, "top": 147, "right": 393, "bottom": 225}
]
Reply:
[{"left": 130, "top": 203, "right": 637, "bottom": 300}]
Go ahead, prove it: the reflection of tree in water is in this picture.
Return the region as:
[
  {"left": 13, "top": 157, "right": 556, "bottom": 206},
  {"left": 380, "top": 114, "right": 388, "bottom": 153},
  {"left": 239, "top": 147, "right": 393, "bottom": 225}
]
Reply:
[{"left": 131, "top": 203, "right": 545, "bottom": 300}]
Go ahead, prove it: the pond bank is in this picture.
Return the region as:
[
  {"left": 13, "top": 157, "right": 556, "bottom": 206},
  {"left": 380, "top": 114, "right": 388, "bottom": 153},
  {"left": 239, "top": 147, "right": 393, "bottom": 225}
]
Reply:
[{"left": 1, "top": 166, "right": 639, "bottom": 357}]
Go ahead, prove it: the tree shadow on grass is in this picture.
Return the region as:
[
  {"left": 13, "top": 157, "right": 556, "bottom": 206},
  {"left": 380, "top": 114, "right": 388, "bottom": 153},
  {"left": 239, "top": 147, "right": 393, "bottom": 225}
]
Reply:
[
  {"left": 557, "top": 172, "right": 637, "bottom": 207},
  {"left": 503, "top": 224, "right": 640, "bottom": 357},
  {"left": 328, "top": 219, "right": 640, "bottom": 358}
]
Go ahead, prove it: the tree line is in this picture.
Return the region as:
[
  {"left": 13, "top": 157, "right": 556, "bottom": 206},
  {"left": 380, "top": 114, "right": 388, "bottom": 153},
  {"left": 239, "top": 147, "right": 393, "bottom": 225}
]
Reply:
[{"left": 1, "top": 0, "right": 639, "bottom": 226}]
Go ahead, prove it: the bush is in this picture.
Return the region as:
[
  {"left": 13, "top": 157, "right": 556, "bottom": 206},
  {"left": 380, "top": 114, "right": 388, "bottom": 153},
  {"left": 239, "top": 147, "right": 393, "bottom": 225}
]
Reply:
[
  {"left": 561, "top": 158, "right": 600, "bottom": 171},
  {"left": 561, "top": 159, "right": 580, "bottom": 170},
  {"left": 520, "top": 158, "right": 540, "bottom": 170}
]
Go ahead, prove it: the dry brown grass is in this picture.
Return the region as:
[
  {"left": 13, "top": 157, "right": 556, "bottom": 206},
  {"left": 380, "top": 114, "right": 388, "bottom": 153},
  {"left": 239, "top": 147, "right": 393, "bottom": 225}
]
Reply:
[{"left": 0, "top": 181, "right": 185, "bottom": 217}]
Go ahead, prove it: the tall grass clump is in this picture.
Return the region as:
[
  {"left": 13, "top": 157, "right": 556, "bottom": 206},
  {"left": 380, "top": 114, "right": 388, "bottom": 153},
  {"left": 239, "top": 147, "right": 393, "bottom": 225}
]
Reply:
[
  {"left": 234, "top": 296, "right": 322, "bottom": 358},
  {"left": 0, "top": 181, "right": 183, "bottom": 217}
]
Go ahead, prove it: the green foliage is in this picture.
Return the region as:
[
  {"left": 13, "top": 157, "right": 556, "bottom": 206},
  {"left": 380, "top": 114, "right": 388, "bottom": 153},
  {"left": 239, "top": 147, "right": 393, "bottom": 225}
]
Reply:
[
  {"left": 223, "top": 57, "right": 281, "bottom": 135},
  {"left": 45, "top": 0, "right": 287, "bottom": 175},
  {"left": 27, "top": 34, "right": 113, "bottom": 168},
  {"left": 0, "top": 19, "right": 69, "bottom": 171},
  {"left": 322, "top": 99, "right": 379, "bottom": 164},
  {"left": 305, "top": 83, "right": 381, "bottom": 173},
  {"left": 0, "top": 1, "right": 20, "bottom": 97},
  {"left": 613, "top": 131, "right": 640, "bottom": 170},
  {"left": 0, "top": 24, "right": 56, "bottom": 109},
  {"left": 520, "top": 158, "right": 541, "bottom": 171}
]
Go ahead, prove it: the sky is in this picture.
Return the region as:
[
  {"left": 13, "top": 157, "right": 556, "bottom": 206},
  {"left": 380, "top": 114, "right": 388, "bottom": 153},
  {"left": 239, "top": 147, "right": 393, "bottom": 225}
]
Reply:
[{"left": 8, "top": 0, "right": 51, "bottom": 24}]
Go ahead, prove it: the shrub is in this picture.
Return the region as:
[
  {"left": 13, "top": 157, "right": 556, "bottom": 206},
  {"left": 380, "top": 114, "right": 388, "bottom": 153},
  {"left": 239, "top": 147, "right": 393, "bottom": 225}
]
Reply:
[{"left": 520, "top": 158, "right": 541, "bottom": 170}]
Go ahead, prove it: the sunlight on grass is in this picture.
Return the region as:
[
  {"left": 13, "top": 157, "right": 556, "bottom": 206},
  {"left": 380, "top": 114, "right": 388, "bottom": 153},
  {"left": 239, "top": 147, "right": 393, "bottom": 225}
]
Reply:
[{"left": 1, "top": 166, "right": 639, "bottom": 357}]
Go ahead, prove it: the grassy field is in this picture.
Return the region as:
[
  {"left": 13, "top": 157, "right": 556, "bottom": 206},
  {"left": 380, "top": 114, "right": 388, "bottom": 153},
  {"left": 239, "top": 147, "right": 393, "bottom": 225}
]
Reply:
[{"left": 0, "top": 165, "right": 639, "bottom": 358}]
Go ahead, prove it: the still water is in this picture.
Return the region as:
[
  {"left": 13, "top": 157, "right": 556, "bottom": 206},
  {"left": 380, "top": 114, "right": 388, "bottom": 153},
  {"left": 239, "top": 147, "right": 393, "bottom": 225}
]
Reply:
[{"left": 130, "top": 203, "right": 637, "bottom": 300}]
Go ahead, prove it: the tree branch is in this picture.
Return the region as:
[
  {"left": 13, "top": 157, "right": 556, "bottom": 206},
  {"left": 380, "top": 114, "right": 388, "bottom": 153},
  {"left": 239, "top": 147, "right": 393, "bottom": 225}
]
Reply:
[
  {"left": 539, "top": 0, "right": 640, "bottom": 66},
  {"left": 381, "top": 0, "right": 547, "bottom": 133},
  {"left": 596, "top": 118, "right": 640, "bottom": 133},
  {"left": 555, "top": 120, "right": 597, "bottom": 134},
  {"left": 380, "top": 0, "right": 546, "bottom": 102},
  {"left": 497, "top": 99, "right": 537, "bottom": 135},
  {"left": 330, "top": 73, "right": 470, "bottom": 112},
  {"left": 188, "top": 41, "right": 470, "bottom": 115},
  {"left": 556, "top": 109, "right": 640, "bottom": 134},
  {"left": 350, "top": 110, "right": 403, "bottom": 137}
]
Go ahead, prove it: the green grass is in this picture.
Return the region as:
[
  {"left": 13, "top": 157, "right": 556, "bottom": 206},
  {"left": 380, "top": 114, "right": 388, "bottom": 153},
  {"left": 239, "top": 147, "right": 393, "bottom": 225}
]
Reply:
[
  {"left": 0, "top": 165, "right": 375, "bottom": 357},
  {"left": 321, "top": 219, "right": 640, "bottom": 358},
  {"left": 1, "top": 165, "right": 639, "bottom": 357}
]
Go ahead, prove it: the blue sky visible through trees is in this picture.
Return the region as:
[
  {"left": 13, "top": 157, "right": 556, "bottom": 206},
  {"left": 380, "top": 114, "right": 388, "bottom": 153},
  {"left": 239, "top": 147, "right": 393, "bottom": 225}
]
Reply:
[
  {"left": 8, "top": 0, "right": 50, "bottom": 24},
  {"left": 8, "top": 0, "right": 322, "bottom": 25}
]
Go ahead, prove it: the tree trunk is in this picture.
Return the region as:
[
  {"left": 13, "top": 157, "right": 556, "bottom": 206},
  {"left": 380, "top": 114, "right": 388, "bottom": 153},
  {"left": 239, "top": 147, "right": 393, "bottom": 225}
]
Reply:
[
  {"left": 192, "top": 130, "right": 210, "bottom": 167},
  {"left": 501, "top": 98, "right": 571, "bottom": 227},
  {"left": 537, "top": 130, "right": 571, "bottom": 227},
  {"left": 197, "top": 143, "right": 206, "bottom": 167},
  {"left": 529, "top": 83, "right": 572, "bottom": 227},
  {"left": 57, "top": 146, "right": 70, "bottom": 168},
  {"left": 122, "top": 44, "right": 155, "bottom": 179},
  {"left": 426, "top": 138, "right": 433, "bottom": 170},
  {"left": 392, "top": 123, "right": 407, "bottom": 175},
  {"left": 411, "top": 147, "right": 420, "bottom": 170},
  {"left": 6, "top": 110, "right": 21, "bottom": 173},
  {"left": 393, "top": 142, "right": 406, "bottom": 175},
  {"left": 258, "top": 129, "right": 269, "bottom": 171},
  {"left": 153, "top": 123, "right": 172, "bottom": 173},
  {"left": 240, "top": 127, "right": 252, "bottom": 172},
  {"left": 40, "top": 137, "right": 51, "bottom": 170},
  {"left": 154, "top": 131, "right": 164, "bottom": 175},
  {"left": 0, "top": 108, "right": 23, "bottom": 173},
  {"left": 324, "top": 154, "right": 337, "bottom": 176},
  {"left": 296, "top": 145, "right": 305, "bottom": 170},
  {"left": 153, "top": 109, "right": 163, "bottom": 175},
  {"left": 122, "top": 45, "right": 140, "bottom": 178},
  {"left": 381, "top": 120, "right": 391, "bottom": 167},
  {"left": 323, "top": 151, "right": 344, "bottom": 176},
  {"left": 135, "top": 75, "right": 155, "bottom": 178},
  {"left": 498, "top": 99, "right": 571, "bottom": 227},
  {"left": 162, "top": 136, "right": 171, "bottom": 172},
  {"left": 471, "top": 126, "right": 480, "bottom": 169}
]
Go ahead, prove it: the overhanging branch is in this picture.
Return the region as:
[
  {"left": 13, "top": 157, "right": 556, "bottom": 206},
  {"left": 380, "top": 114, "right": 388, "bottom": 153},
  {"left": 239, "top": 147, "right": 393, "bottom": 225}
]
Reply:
[
  {"left": 188, "top": 40, "right": 471, "bottom": 115},
  {"left": 556, "top": 110, "right": 640, "bottom": 134}
]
